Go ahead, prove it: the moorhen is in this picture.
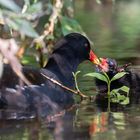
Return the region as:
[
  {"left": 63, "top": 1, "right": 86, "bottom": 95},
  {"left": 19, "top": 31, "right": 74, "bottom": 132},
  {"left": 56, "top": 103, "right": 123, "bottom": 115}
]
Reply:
[
  {"left": 0, "top": 33, "right": 97, "bottom": 111},
  {"left": 94, "top": 58, "right": 140, "bottom": 106}
]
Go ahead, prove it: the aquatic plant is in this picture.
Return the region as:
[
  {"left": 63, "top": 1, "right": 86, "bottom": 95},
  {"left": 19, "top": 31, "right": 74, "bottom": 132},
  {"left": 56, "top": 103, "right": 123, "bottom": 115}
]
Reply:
[{"left": 85, "top": 72, "right": 130, "bottom": 112}]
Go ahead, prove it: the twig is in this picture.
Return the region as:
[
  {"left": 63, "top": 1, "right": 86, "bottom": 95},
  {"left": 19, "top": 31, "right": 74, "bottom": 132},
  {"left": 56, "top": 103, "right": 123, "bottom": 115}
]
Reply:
[
  {"left": 34, "top": 0, "right": 63, "bottom": 46},
  {"left": 0, "top": 39, "right": 31, "bottom": 86},
  {"left": 41, "top": 73, "right": 88, "bottom": 99},
  {"left": 117, "top": 63, "right": 132, "bottom": 72},
  {"left": 72, "top": 71, "right": 81, "bottom": 93}
]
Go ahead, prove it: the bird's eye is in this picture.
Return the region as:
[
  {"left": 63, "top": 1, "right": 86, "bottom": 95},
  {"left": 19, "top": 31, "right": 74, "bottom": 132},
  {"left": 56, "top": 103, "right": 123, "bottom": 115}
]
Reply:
[
  {"left": 109, "top": 61, "right": 114, "bottom": 66},
  {"left": 84, "top": 43, "right": 88, "bottom": 47},
  {"left": 84, "top": 43, "right": 89, "bottom": 49}
]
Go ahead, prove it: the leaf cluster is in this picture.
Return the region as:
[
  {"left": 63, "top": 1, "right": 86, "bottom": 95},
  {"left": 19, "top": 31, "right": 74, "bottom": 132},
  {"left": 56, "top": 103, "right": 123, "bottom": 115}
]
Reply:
[
  {"left": 85, "top": 72, "right": 130, "bottom": 107},
  {"left": 0, "top": 0, "right": 86, "bottom": 67}
]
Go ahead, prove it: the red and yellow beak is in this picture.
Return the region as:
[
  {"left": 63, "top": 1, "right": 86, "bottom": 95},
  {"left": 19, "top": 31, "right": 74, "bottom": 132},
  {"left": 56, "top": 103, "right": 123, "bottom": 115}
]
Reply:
[
  {"left": 89, "top": 50, "right": 100, "bottom": 65},
  {"left": 89, "top": 50, "right": 109, "bottom": 72}
]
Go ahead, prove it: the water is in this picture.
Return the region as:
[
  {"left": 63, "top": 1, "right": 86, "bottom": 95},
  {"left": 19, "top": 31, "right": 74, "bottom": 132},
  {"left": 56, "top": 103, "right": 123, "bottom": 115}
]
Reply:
[
  {"left": 75, "top": 0, "right": 140, "bottom": 61},
  {"left": 0, "top": 101, "right": 140, "bottom": 140},
  {"left": 1, "top": 0, "right": 140, "bottom": 140}
]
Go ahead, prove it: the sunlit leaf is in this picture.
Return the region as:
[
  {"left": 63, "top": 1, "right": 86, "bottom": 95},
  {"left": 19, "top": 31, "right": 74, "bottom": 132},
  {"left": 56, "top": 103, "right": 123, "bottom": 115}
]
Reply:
[
  {"left": 119, "top": 86, "right": 130, "bottom": 93},
  {"left": 103, "top": 72, "right": 110, "bottom": 83},
  {"left": 7, "top": 18, "right": 39, "bottom": 38},
  {"left": 14, "top": 19, "right": 39, "bottom": 37},
  {"left": 111, "top": 72, "right": 128, "bottom": 82},
  {"left": 84, "top": 72, "right": 108, "bottom": 83},
  {"left": 21, "top": 55, "right": 38, "bottom": 66},
  {"left": 0, "top": 0, "right": 21, "bottom": 12},
  {"left": 110, "top": 86, "right": 130, "bottom": 105},
  {"left": 6, "top": 18, "right": 19, "bottom": 30},
  {"left": 111, "top": 98, "right": 119, "bottom": 103},
  {"left": 26, "top": 2, "right": 42, "bottom": 14},
  {"left": 111, "top": 86, "right": 130, "bottom": 95},
  {"left": 120, "top": 97, "right": 129, "bottom": 105},
  {"left": 111, "top": 92, "right": 125, "bottom": 103},
  {"left": 60, "top": 16, "right": 85, "bottom": 35}
]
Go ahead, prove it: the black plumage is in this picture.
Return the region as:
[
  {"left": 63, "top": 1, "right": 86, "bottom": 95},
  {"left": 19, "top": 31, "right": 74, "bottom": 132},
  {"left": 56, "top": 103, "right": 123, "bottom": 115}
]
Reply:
[{"left": 0, "top": 33, "right": 91, "bottom": 111}]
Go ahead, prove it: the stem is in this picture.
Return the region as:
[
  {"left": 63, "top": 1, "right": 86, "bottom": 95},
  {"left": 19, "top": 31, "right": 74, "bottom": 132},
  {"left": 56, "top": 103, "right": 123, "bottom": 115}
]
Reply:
[
  {"left": 107, "top": 81, "right": 111, "bottom": 112},
  {"left": 72, "top": 72, "right": 88, "bottom": 100},
  {"left": 73, "top": 72, "right": 80, "bottom": 92},
  {"left": 103, "top": 72, "right": 111, "bottom": 112}
]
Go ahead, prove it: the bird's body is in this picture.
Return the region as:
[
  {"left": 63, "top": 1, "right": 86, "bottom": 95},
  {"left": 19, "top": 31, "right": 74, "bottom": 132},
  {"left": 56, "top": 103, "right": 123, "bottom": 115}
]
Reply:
[{"left": 0, "top": 33, "right": 94, "bottom": 113}]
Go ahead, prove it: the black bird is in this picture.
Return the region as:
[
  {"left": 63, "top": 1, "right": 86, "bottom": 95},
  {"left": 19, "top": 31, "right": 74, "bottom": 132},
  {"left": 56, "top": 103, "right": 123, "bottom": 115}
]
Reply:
[
  {"left": 94, "top": 58, "right": 140, "bottom": 107},
  {"left": 0, "top": 33, "right": 97, "bottom": 112}
]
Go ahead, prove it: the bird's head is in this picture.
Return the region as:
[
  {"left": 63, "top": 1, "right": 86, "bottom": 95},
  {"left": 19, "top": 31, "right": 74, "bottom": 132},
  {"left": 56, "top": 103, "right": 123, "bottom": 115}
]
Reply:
[
  {"left": 51, "top": 33, "right": 119, "bottom": 72},
  {"left": 53, "top": 33, "right": 96, "bottom": 63},
  {"left": 89, "top": 53, "right": 118, "bottom": 73},
  {"left": 90, "top": 55, "right": 131, "bottom": 74}
]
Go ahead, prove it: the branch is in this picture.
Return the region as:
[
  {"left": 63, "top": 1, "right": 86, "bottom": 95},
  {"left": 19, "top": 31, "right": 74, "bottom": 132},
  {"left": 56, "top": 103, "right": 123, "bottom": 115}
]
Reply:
[
  {"left": 34, "top": 0, "right": 63, "bottom": 46},
  {"left": 41, "top": 73, "right": 88, "bottom": 99},
  {"left": 0, "top": 39, "right": 31, "bottom": 85}
]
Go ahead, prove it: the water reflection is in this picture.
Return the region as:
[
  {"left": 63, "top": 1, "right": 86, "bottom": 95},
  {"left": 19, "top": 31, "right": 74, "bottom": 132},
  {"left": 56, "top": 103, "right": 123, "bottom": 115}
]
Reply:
[
  {"left": 0, "top": 102, "right": 140, "bottom": 140},
  {"left": 73, "top": 102, "right": 140, "bottom": 140}
]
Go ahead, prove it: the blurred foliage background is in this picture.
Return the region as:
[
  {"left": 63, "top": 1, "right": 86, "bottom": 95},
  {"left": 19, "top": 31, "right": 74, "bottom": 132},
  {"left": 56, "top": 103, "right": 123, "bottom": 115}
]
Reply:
[
  {"left": 0, "top": 0, "right": 140, "bottom": 68},
  {"left": 0, "top": 0, "right": 86, "bottom": 68},
  {"left": 75, "top": 0, "right": 140, "bottom": 62}
]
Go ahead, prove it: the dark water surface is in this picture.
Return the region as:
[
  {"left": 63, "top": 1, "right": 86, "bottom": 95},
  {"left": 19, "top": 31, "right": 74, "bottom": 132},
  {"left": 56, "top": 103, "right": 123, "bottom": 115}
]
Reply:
[
  {"left": 1, "top": 0, "right": 140, "bottom": 140},
  {"left": 0, "top": 100, "right": 140, "bottom": 140}
]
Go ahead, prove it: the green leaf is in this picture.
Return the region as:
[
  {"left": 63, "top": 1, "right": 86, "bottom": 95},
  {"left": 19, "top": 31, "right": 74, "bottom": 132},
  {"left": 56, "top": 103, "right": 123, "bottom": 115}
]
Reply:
[
  {"left": 111, "top": 88, "right": 119, "bottom": 95},
  {"left": 7, "top": 18, "right": 39, "bottom": 38},
  {"left": 0, "top": 0, "right": 21, "bottom": 12},
  {"left": 14, "top": 19, "right": 39, "bottom": 38},
  {"left": 111, "top": 86, "right": 130, "bottom": 97},
  {"left": 119, "top": 86, "right": 130, "bottom": 93},
  {"left": 84, "top": 72, "right": 108, "bottom": 83},
  {"left": 60, "top": 16, "right": 85, "bottom": 35},
  {"left": 21, "top": 55, "right": 38, "bottom": 67},
  {"left": 103, "top": 72, "right": 110, "bottom": 83},
  {"left": 111, "top": 92, "right": 128, "bottom": 104},
  {"left": 111, "top": 86, "right": 130, "bottom": 95},
  {"left": 120, "top": 97, "right": 130, "bottom": 105},
  {"left": 110, "top": 98, "right": 119, "bottom": 103},
  {"left": 6, "top": 18, "right": 18, "bottom": 30},
  {"left": 26, "top": 2, "right": 42, "bottom": 14},
  {"left": 110, "top": 86, "right": 130, "bottom": 105},
  {"left": 111, "top": 72, "right": 128, "bottom": 82}
]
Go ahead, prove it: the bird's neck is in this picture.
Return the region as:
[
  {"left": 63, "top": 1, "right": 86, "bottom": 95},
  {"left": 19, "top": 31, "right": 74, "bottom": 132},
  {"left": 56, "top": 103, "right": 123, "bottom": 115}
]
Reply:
[{"left": 46, "top": 54, "right": 79, "bottom": 87}]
